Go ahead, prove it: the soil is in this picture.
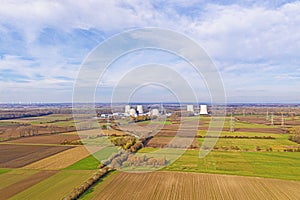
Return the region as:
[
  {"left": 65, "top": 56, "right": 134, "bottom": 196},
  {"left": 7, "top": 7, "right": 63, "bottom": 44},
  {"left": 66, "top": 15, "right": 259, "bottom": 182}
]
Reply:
[{"left": 0, "top": 144, "right": 73, "bottom": 168}]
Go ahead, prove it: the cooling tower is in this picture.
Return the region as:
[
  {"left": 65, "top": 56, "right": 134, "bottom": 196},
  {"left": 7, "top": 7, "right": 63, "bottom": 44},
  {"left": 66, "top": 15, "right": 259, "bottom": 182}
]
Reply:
[
  {"left": 151, "top": 109, "right": 159, "bottom": 116},
  {"left": 137, "top": 105, "right": 143, "bottom": 114},
  {"left": 199, "top": 105, "right": 208, "bottom": 115},
  {"left": 129, "top": 108, "right": 136, "bottom": 116},
  {"left": 187, "top": 105, "right": 194, "bottom": 113},
  {"left": 125, "top": 105, "right": 130, "bottom": 114}
]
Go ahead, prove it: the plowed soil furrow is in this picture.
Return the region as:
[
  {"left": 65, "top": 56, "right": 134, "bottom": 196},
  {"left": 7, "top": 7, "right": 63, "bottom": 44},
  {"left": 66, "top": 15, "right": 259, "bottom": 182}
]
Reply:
[{"left": 90, "top": 171, "right": 300, "bottom": 200}]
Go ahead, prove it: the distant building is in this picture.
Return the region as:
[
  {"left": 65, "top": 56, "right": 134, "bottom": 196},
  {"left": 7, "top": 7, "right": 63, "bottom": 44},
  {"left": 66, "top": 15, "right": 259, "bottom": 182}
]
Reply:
[
  {"left": 199, "top": 105, "right": 208, "bottom": 115},
  {"left": 187, "top": 105, "right": 194, "bottom": 113},
  {"left": 151, "top": 109, "right": 159, "bottom": 116},
  {"left": 125, "top": 105, "right": 130, "bottom": 114},
  {"left": 129, "top": 108, "right": 137, "bottom": 116},
  {"left": 137, "top": 105, "right": 143, "bottom": 114}
]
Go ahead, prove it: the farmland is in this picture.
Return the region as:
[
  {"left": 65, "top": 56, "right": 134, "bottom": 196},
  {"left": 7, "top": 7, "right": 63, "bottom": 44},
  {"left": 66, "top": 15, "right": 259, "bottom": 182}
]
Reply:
[
  {"left": 0, "top": 108, "right": 300, "bottom": 199},
  {"left": 0, "top": 144, "right": 73, "bottom": 168},
  {"left": 80, "top": 171, "right": 300, "bottom": 200},
  {"left": 9, "top": 170, "right": 97, "bottom": 200}
]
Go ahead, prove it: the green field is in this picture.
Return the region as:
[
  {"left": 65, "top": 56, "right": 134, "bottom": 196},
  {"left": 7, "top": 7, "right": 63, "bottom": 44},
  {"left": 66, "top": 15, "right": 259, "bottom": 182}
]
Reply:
[
  {"left": 0, "top": 168, "right": 10, "bottom": 175},
  {"left": 162, "top": 149, "right": 300, "bottom": 181},
  {"left": 65, "top": 146, "right": 118, "bottom": 170},
  {"left": 0, "top": 169, "right": 38, "bottom": 189},
  {"left": 10, "top": 170, "right": 96, "bottom": 200},
  {"left": 197, "top": 130, "right": 285, "bottom": 138},
  {"left": 198, "top": 137, "right": 297, "bottom": 151},
  {"left": 4, "top": 114, "right": 75, "bottom": 126}
]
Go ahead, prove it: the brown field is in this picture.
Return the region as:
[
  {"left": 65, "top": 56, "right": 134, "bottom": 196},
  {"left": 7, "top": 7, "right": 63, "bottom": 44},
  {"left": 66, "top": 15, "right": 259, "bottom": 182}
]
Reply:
[
  {"left": 0, "top": 144, "right": 73, "bottom": 168},
  {"left": 89, "top": 171, "right": 300, "bottom": 200},
  {"left": 11, "top": 133, "right": 83, "bottom": 144},
  {"left": 0, "top": 170, "right": 57, "bottom": 200},
  {"left": 197, "top": 127, "right": 285, "bottom": 134},
  {"left": 22, "top": 146, "right": 95, "bottom": 170},
  {"left": 146, "top": 137, "right": 198, "bottom": 148},
  {"left": 237, "top": 116, "right": 300, "bottom": 126},
  {"left": 0, "top": 124, "right": 74, "bottom": 141},
  {"left": 63, "top": 129, "right": 125, "bottom": 136}
]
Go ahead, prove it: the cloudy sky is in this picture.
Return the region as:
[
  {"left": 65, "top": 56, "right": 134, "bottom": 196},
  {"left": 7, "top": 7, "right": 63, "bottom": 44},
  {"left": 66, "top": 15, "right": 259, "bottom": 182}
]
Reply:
[{"left": 1, "top": 0, "right": 300, "bottom": 103}]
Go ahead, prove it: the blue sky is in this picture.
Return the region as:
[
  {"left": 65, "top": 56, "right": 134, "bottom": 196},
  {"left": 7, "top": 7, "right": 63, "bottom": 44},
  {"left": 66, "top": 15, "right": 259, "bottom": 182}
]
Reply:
[{"left": 0, "top": 0, "right": 300, "bottom": 103}]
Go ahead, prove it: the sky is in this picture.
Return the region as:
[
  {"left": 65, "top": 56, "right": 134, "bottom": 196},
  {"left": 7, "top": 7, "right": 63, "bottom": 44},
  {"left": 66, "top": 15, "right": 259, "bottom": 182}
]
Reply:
[{"left": 0, "top": 0, "right": 300, "bottom": 103}]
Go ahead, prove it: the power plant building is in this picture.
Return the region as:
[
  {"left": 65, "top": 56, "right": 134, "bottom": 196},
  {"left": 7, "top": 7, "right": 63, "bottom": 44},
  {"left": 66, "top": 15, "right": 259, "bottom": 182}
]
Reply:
[
  {"left": 199, "top": 105, "right": 208, "bottom": 115},
  {"left": 187, "top": 105, "right": 194, "bottom": 113},
  {"left": 125, "top": 105, "right": 130, "bottom": 114},
  {"left": 129, "top": 108, "right": 137, "bottom": 116},
  {"left": 151, "top": 109, "right": 159, "bottom": 116},
  {"left": 137, "top": 105, "right": 143, "bottom": 114}
]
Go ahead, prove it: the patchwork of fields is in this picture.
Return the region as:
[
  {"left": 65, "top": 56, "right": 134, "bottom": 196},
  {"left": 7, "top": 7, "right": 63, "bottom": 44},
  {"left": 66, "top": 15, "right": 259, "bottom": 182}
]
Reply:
[{"left": 0, "top": 113, "right": 299, "bottom": 199}]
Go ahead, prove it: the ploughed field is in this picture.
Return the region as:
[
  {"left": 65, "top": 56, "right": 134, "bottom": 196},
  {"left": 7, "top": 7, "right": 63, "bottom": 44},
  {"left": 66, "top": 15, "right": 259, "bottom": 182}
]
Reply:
[
  {"left": 81, "top": 171, "right": 300, "bottom": 200},
  {"left": 0, "top": 144, "right": 73, "bottom": 168},
  {"left": 11, "top": 133, "right": 83, "bottom": 144}
]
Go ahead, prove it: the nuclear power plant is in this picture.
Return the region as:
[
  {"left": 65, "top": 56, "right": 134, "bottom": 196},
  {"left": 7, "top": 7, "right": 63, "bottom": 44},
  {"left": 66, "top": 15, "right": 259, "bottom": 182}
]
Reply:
[
  {"left": 150, "top": 109, "right": 159, "bottom": 116},
  {"left": 129, "top": 108, "right": 137, "bottom": 116},
  {"left": 199, "top": 104, "right": 208, "bottom": 115},
  {"left": 125, "top": 105, "right": 130, "bottom": 114},
  {"left": 187, "top": 105, "right": 194, "bottom": 113},
  {"left": 137, "top": 105, "right": 143, "bottom": 114}
]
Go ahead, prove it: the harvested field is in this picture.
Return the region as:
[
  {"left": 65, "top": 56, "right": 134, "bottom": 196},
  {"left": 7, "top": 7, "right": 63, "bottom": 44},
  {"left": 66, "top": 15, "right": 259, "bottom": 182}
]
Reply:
[
  {"left": 146, "top": 137, "right": 198, "bottom": 149},
  {"left": 0, "top": 170, "right": 57, "bottom": 200},
  {"left": 0, "top": 169, "right": 37, "bottom": 190},
  {"left": 85, "top": 171, "right": 300, "bottom": 200},
  {"left": 22, "top": 146, "right": 95, "bottom": 170},
  {"left": 11, "top": 133, "right": 83, "bottom": 144},
  {"left": 64, "top": 129, "right": 125, "bottom": 136},
  {"left": 0, "top": 144, "right": 72, "bottom": 168},
  {"left": 10, "top": 170, "right": 96, "bottom": 200}
]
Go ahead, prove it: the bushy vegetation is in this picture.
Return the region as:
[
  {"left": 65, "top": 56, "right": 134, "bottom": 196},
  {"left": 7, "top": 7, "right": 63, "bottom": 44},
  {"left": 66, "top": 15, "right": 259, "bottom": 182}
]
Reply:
[
  {"left": 289, "top": 127, "right": 300, "bottom": 144},
  {"left": 63, "top": 167, "right": 112, "bottom": 200},
  {"left": 61, "top": 139, "right": 83, "bottom": 145},
  {"left": 109, "top": 136, "right": 136, "bottom": 150}
]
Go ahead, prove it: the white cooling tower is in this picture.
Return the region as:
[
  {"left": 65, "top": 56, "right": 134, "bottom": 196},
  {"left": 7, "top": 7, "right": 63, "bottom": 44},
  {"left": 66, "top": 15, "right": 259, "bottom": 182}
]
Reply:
[
  {"left": 187, "top": 105, "right": 194, "bottom": 113},
  {"left": 137, "top": 105, "right": 143, "bottom": 114},
  {"left": 125, "top": 105, "right": 130, "bottom": 114},
  {"left": 129, "top": 108, "right": 137, "bottom": 116},
  {"left": 151, "top": 109, "right": 159, "bottom": 116},
  {"left": 199, "top": 105, "right": 208, "bottom": 115}
]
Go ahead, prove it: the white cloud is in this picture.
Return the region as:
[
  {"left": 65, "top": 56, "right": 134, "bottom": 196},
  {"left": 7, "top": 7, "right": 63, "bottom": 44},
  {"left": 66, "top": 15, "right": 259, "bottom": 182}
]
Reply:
[{"left": 1, "top": 1, "right": 300, "bottom": 102}]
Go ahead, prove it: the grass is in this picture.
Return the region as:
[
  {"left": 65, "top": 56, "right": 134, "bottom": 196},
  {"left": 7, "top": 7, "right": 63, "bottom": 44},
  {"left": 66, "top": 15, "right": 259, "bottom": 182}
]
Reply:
[
  {"left": 4, "top": 114, "right": 74, "bottom": 126},
  {"left": 197, "top": 130, "right": 286, "bottom": 138},
  {"left": 0, "top": 168, "right": 10, "bottom": 175},
  {"left": 9, "top": 170, "right": 96, "bottom": 200},
  {"left": 0, "top": 121, "right": 19, "bottom": 126},
  {"left": 163, "top": 150, "right": 300, "bottom": 181},
  {"left": 198, "top": 137, "right": 297, "bottom": 151},
  {"left": 65, "top": 146, "right": 118, "bottom": 170},
  {"left": 138, "top": 120, "right": 171, "bottom": 125},
  {"left": 0, "top": 169, "right": 38, "bottom": 189}
]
